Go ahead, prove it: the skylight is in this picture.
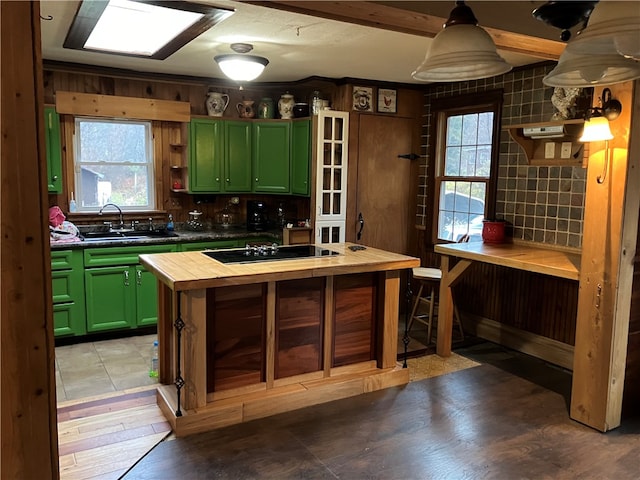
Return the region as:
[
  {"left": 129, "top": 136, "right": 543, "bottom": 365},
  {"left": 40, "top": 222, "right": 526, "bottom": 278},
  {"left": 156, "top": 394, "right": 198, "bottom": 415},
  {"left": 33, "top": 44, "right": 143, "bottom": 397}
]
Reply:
[{"left": 64, "top": 0, "right": 233, "bottom": 60}]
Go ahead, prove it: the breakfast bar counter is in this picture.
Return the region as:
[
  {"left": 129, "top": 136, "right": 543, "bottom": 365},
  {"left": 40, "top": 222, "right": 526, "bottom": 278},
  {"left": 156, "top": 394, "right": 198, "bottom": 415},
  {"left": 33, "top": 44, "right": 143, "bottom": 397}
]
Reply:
[
  {"left": 140, "top": 243, "right": 419, "bottom": 436},
  {"left": 434, "top": 241, "right": 581, "bottom": 357}
]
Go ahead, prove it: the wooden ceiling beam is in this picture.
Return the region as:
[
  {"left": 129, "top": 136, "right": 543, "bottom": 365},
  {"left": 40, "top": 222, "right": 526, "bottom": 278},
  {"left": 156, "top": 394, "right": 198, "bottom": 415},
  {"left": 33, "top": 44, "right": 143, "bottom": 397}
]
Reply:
[{"left": 247, "top": 1, "right": 564, "bottom": 60}]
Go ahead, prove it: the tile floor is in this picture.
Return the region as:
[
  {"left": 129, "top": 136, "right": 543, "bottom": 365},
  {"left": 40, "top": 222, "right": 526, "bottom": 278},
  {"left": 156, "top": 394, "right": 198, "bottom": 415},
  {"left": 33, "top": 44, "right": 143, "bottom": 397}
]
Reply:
[{"left": 55, "top": 334, "right": 159, "bottom": 403}]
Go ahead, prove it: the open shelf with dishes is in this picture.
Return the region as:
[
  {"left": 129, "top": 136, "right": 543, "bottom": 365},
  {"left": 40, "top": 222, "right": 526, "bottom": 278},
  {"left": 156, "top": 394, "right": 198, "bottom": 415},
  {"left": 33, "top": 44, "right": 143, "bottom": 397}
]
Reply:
[{"left": 505, "top": 119, "right": 586, "bottom": 166}]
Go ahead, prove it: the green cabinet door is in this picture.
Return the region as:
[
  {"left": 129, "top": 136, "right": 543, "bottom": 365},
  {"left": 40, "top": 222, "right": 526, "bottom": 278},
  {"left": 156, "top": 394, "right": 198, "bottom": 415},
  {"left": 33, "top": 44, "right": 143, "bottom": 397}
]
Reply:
[
  {"left": 253, "top": 122, "right": 291, "bottom": 193},
  {"left": 291, "top": 119, "right": 311, "bottom": 196},
  {"left": 135, "top": 265, "right": 160, "bottom": 327},
  {"left": 85, "top": 266, "right": 136, "bottom": 332},
  {"left": 44, "top": 106, "right": 63, "bottom": 193},
  {"left": 224, "top": 121, "right": 252, "bottom": 192},
  {"left": 189, "top": 118, "right": 223, "bottom": 193}
]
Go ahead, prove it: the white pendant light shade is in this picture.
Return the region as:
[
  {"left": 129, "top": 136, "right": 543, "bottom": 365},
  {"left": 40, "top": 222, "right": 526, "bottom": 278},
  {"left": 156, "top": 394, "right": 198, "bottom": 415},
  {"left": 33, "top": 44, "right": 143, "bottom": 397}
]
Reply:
[
  {"left": 412, "top": 24, "right": 512, "bottom": 82},
  {"left": 566, "top": 1, "right": 640, "bottom": 60},
  {"left": 579, "top": 116, "right": 613, "bottom": 142},
  {"left": 543, "top": 50, "right": 640, "bottom": 87},
  {"left": 214, "top": 54, "right": 268, "bottom": 81},
  {"left": 412, "top": 1, "right": 511, "bottom": 83}
]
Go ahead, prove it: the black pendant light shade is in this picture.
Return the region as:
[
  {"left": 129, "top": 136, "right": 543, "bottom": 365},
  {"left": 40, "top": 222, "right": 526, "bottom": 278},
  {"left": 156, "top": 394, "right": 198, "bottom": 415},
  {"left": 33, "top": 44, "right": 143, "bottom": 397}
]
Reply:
[{"left": 532, "top": 1, "right": 598, "bottom": 41}]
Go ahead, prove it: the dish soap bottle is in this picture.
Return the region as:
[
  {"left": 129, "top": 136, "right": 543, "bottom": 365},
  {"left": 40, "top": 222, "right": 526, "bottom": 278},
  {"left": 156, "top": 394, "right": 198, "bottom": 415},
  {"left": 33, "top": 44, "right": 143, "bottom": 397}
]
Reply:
[
  {"left": 166, "top": 214, "right": 174, "bottom": 231},
  {"left": 69, "top": 192, "right": 77, "bottom": 213}
]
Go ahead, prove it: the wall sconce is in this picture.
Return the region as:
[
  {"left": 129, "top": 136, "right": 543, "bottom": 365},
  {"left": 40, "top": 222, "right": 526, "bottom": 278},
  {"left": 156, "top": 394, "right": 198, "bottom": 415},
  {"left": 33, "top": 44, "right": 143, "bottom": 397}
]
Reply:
[
  {"left": 214, "top": 43, "right": 269, "bottom": 82},
  {"left": 579, "top": 88, "right": 622, "bottom": 183}
]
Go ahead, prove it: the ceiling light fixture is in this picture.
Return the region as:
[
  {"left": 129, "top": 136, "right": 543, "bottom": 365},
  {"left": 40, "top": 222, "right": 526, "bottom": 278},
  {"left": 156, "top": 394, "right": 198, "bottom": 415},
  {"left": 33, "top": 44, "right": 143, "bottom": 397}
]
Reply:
[
  {"left": 214, "top": 43, "right": 269, "bottom": 82},
  {"left": 411, "top": 1, "right": 512, "bottom": 83},
  {"left": 542, "top": 50, "right": 640, "bottom": 87},
  {"left": 532, "top": 1, "right": 598, "bottom": 41},
  {"left": 567, "top": 1, "right": 640, "bottom": 60},
  {"left": 64, "top": 0, "right": 233, "bottom": 59}
]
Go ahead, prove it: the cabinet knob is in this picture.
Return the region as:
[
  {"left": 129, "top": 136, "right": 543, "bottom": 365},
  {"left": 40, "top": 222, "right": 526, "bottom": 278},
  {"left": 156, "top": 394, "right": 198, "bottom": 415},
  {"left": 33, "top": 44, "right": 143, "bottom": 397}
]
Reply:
[
  {"left": 255, "top": 178, "right": 259, "bottom": 182},
  {"left": 51, "top": 175, "right": 58, "bottom": 181},
  {"left": 215, "top": 177, "right": 220, "bottom": 182},
  {"left": 226, "top": 178, "right": 230, "bottom": 182}
]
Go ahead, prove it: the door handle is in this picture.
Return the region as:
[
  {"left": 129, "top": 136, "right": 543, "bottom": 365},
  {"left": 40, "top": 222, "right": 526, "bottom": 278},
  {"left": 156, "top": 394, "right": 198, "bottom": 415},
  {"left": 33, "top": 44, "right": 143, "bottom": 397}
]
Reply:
[
  {"left": 124, "top": 270, "right": 130, "bottom": 286},
  {"left": 136, "top": 270, "right": 142, "bottom": 286},
  {"left": 357, "top": 212, "right": 365, "bottom": 241}
]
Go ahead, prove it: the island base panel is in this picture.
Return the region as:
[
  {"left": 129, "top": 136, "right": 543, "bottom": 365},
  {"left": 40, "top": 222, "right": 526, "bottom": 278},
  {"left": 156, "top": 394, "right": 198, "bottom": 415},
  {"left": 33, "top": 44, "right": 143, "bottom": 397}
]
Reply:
[{"left": 157, "top": 362, "right": 409, "bottom": 437}]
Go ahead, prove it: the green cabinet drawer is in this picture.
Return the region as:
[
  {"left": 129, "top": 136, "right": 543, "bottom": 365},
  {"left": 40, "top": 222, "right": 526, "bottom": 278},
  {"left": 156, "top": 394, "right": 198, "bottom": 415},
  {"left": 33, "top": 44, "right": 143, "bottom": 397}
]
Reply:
[
  {"left": 54, "top": 302, "right": 87, "bottom": 337},
  {"left": 52, "top": 270, "right": 78, "bottom": 304},
  {"left": 84, "top": 244, "right": 177, "bottom": 267},
  {"left": 180, "top": 240, "right": 239, "bottom": 252},
  {"left": 51, "top": 250, "right": 77, "bottom": 271}
]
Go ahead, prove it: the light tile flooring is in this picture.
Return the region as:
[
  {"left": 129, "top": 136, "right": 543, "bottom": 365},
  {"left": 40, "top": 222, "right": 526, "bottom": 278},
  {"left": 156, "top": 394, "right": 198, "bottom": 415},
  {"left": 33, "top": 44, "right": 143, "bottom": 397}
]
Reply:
[{"left": 55, "top": 334, "right": 159, "bottom": 403}]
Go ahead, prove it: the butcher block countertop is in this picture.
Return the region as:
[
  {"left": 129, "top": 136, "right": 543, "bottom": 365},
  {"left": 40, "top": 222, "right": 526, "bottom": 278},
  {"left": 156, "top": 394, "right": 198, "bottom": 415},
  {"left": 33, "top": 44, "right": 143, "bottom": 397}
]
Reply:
[
  {"left": 434, "top": 241, "right": 581, "bottom": 281},
  {"left": 140, "top": 243, "right": 420, "bottom": 291}
]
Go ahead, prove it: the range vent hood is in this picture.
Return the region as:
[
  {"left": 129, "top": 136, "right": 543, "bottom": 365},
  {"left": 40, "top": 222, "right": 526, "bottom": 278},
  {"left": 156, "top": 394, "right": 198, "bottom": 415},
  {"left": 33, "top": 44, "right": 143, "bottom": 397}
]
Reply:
[{"left": 522, "top": 125, "right": 566, "bottom": 139}]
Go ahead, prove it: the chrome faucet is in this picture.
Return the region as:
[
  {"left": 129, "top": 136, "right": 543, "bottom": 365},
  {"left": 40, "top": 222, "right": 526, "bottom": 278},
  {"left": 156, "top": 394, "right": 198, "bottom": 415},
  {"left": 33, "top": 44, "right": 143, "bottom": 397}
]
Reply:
[{"left": 98, "top": 203, "right": 124, "bottom": 230}]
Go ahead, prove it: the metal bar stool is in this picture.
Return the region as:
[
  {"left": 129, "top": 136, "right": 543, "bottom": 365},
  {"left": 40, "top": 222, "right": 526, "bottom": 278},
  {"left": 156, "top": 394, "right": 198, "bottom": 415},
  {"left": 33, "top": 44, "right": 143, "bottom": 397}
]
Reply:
[{"left": 408, "top": 267, "right": 464, "bottom": 345}]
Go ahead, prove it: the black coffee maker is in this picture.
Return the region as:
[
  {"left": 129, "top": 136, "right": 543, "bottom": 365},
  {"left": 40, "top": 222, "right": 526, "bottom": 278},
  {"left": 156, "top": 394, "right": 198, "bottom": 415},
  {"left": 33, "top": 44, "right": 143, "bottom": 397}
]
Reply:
[{"left": 246, "top": 201, "right": 269, "bottom": 231}]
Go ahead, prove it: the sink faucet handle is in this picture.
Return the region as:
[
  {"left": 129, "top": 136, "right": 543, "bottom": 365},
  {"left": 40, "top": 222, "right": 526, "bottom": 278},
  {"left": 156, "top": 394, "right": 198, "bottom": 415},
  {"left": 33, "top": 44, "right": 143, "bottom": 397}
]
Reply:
[
  {"left": 131, "top": 220, "right": 140, "bottom": 230},
  {"left": 148, "top": 217, "right": 154, "bottom": 231},
  {"left": 102, "top": 221, "right": 112, "bottom": 228}
]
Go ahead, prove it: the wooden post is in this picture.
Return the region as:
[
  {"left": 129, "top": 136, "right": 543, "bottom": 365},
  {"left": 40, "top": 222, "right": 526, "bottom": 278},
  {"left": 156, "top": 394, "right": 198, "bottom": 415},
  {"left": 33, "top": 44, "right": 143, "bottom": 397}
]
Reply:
[
  {"left": 571, "top": 82, "right": 639, "bottom": 431},
  {"left": 1, "top": 1, "right": 60, "bottom": 477}
]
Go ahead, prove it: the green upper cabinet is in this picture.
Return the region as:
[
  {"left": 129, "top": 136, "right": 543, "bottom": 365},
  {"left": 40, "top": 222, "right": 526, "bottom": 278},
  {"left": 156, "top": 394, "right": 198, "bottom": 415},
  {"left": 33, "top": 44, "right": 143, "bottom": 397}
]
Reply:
[
  {"left": 291, "top": 119, "right": 311, "bottom": 196},
  {"left": 224, "top": 121, "right": 252, "bottom": 192},
  {"left": 44, "top": 106, "right": 63, "bottom": 194},
  {"left": 253, "top": 122, "right": 291, "bottom": 193},
  {"left": 189, "top": 118, "right": 223, "bottom": 193}
]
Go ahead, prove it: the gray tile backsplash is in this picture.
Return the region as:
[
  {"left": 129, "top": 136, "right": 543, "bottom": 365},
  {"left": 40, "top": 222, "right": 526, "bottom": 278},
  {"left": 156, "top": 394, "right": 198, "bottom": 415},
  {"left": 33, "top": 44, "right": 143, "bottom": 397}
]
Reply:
[{"left": 417, "top": 62, "right": 588, "bottom": 249}]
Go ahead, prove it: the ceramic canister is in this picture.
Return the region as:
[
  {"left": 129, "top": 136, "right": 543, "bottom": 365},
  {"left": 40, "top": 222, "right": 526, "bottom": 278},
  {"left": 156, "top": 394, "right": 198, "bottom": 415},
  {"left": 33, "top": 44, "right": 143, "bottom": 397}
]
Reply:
[{"left": 278, "top": 93, "right": 295, "bottom": 119}]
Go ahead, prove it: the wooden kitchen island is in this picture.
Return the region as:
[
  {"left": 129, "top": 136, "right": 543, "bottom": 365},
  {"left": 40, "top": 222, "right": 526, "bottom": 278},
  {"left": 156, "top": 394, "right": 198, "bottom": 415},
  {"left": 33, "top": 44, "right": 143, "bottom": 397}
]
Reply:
[{"left": 140, "top": 243, "right": 419, "bottom": 436}]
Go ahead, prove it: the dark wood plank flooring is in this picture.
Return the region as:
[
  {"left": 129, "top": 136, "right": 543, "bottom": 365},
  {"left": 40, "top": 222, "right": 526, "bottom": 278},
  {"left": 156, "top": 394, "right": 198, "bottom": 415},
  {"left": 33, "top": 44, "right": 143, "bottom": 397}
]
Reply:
[{"left": 123, "top": 363, "right": 640, "bottom": 479}]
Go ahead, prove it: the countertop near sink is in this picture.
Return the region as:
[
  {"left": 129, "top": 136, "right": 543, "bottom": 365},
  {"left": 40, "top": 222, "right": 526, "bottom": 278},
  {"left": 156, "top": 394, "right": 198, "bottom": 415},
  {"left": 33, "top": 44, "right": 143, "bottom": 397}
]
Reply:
[{"left": 50, "top": 228, "right": 282, "bottom": 249}]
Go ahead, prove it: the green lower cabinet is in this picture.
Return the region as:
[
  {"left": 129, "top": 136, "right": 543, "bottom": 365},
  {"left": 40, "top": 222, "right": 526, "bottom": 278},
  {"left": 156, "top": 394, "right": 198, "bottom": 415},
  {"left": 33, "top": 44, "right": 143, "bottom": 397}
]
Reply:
[
  {"left": 83, "top": 245, "right": 177, "bottom": 333},
  {"left": 136, "top": 265, "right": 161, "bottom": 327},
  {"left": 51, "top": 249, "right": 86, "bottom": 337},
  {"left": 85, "top": 266, "right": 136, "bottom": 332}
]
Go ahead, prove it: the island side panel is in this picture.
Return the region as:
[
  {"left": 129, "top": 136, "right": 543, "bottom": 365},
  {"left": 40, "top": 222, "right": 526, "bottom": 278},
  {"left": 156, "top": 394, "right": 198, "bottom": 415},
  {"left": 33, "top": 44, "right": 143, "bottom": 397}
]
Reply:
[
  {"left": 378, "top": 270, "right": 401, "bottom": 369},
  {"left": 182, "top": 288, "right": 207, "bottom": 410},
  {"left": 207, "top": 284, "right": 266, "bottom": 393},
  {"left": 275, "top": 277, "right": 325, "bottom": 379},
  {"left": 333, "top": 273, "right": 377, "bottom": 367}
]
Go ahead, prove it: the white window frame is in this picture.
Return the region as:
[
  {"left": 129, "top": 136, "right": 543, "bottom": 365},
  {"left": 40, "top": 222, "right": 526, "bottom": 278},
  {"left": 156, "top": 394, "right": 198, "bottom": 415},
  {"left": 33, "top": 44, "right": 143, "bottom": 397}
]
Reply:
[{"left": 73, "top": 117, "right": 156, "bottom": 212}]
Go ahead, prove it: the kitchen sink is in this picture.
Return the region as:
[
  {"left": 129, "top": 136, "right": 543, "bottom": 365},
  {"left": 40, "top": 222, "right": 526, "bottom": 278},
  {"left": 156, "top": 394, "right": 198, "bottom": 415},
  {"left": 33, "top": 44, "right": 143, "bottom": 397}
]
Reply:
[{"left": 81, "top": 230, "right": 179, "bottom": 241}]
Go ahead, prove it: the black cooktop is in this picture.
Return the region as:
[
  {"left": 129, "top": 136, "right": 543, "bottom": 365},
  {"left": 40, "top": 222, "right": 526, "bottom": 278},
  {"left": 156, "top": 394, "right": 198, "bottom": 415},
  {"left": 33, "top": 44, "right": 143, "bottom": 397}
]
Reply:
[{"left": 203, "top": 244, "right": 341, "bottom": 264}]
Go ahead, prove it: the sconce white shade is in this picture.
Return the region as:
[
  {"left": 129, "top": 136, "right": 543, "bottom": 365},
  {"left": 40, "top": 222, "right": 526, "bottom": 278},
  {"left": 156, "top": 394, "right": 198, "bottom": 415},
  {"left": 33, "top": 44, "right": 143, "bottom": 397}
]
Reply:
[
  {"left": 412, "top": 24, "right": 512, "bottom": 82},
  {"left": 214, "top": 54, "right": 268, "bottom": 82},
  {"left": 566, "top": 1, "right": 640, "bottom": 60},
  {"left": 543, "top": 50, "right": 640, "bottom": 87},
  {"left": 580, "top": 116, "right": 613, "bottom": 142}
]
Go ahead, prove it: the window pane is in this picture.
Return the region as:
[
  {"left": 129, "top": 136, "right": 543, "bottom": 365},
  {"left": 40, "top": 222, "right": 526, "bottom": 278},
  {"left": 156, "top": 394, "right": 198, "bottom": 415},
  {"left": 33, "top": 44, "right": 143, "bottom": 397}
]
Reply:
[
  {"left": 446, "top": 116, "right": 462, "bottom": 146},
  {"left": 460, "top": 146, "right": 476, "bottom": 176},
  {"left": 445, "top": 147, "right": 461, "bottom": 176},
  {"left": 470, "top": 183, "right": 486, "bottom": 215},
  {"left": 476, "top": 145, "right": 492, "bottom": 176},
  {"left": 461, "top": 114, "right": 478, "bottom": 145},
  {"left": 477, "top": 112, "right": 494, "bottom": 144},
  {"left": 79, "top": 164, "right": 150, "bottom": 207},
  {"left": 75, "top": 118, "right": 153, "bottom": 211}
]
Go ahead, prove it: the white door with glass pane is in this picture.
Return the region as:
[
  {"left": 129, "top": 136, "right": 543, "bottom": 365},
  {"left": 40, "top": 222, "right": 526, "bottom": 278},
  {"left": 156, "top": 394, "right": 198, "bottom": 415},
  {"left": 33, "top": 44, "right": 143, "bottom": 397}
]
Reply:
[{"left": 314, "top": 110, "right": 349, "bottom": 244}]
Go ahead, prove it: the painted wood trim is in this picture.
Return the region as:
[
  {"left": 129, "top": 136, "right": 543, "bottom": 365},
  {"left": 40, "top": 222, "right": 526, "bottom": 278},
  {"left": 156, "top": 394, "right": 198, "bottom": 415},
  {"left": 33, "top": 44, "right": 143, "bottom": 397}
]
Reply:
[
  {"left": 55, "top": 91, "right": 191, "bottom": 122},
  {"left": 248, "top": 1, "right": 564, "bottom": 60}
]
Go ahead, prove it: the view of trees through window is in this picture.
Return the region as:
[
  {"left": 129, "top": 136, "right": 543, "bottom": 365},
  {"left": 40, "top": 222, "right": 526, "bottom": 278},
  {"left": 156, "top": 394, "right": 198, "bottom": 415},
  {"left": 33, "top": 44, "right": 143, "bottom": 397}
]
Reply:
[
  {"left": 74, "top": 118, "right": 154, "bottom": 211},
  {"left": 437, "top": 111, "right": 494, "bottom": 242}
]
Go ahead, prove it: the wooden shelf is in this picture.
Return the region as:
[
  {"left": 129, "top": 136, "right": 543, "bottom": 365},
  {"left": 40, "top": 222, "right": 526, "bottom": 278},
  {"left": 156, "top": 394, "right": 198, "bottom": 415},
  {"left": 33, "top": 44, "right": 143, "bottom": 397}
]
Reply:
[{"left": 505, "top": 119, "right": 586, "bottom": 166}]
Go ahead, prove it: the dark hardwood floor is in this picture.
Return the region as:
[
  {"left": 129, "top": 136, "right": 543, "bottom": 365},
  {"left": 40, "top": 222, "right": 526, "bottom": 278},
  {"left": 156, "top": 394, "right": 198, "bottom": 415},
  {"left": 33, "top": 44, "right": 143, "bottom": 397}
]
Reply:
[{"left": 123, "top": 357, "right": 640, "bottom": 479}]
